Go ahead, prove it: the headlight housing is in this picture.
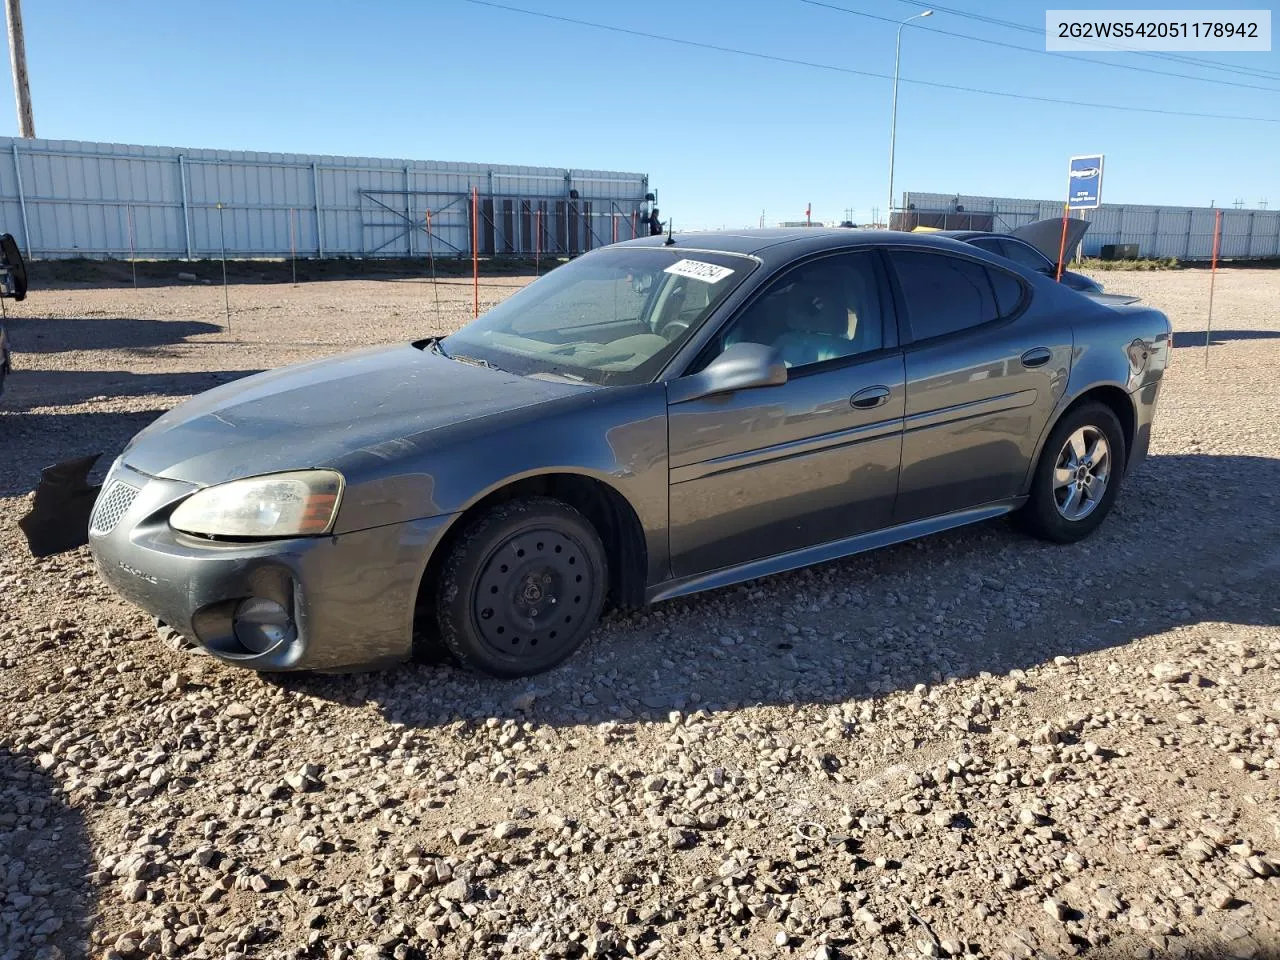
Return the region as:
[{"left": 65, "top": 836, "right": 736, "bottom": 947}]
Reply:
[{"left": 170, "top": 470, "right": 344, "bottom": 538}]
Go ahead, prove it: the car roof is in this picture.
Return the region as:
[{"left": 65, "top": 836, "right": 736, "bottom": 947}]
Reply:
[
  {"left": 933, "top": 230, "right": 997, "bottom": 240},
  {"left": 613, "top": 228, "right": 982, "bottom": 264}
]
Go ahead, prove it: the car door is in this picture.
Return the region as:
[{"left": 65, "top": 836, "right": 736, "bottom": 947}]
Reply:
[
  {"left": 886, "top": 248, "right": 1071, "bottom": 522},
  {"left": 666, "top": 251, "right": 905, "bottom": 578}
]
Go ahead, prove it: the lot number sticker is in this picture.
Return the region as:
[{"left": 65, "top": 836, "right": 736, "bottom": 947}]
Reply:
[{"left": 664, "top": 259, "right": 735, "bottom": 284}]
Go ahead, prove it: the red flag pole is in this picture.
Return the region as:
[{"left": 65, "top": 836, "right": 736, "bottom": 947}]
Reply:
[
  {"left": 471, "top": 186, "right": 479, "bottom": 318},
  {"left": 1204, "top": 209, "right": 1222, "bottom": 367},
  {"left": 1055, "top": 202, "right": 1070, "bottom": 282}
]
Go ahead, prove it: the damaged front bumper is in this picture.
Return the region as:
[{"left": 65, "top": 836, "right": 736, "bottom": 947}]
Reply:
[{"left": 87, "top": 460, "right": 454, "bottom": 672}]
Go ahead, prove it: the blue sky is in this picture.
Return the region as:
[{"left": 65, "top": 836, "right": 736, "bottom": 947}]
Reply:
[{"left": 5, "top": 0, "right": 1278, "bottom": 226}]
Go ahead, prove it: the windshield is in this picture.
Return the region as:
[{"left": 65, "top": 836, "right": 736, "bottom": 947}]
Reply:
[{"left": 439, "top": 247, "right": 756, "bottom": 385}]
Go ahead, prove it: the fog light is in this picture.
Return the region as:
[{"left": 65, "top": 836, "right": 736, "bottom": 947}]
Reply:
[{"left": 233, "top": 598, "right": 296, "bottom": 654}]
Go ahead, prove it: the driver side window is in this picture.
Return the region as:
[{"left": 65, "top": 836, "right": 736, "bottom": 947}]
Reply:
[{"left": 704, "top": 252, "right": 885, "bottom": 371}]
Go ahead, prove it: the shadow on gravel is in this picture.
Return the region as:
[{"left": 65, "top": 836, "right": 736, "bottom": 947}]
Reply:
[
  {"left": 1, "top": 368, "right": 261, "bottom": 411},
  {"left": 29, "top": 257, "right": 548, "bottom": 290},
  {"left": 281, "top": 452, "right": 1280, "bottom": 728},
  {"left": 0, "top": 745, "right": 96, "bottom": 959},
  {"left": 1173, "top": 329, "right": 1280, "bottom": 347},
  {"left": 5, "top": 316, "right": 222, "bottom": 353},
  {"left": 1092, "top": 946, "right": 1280, "bottom": 960}
]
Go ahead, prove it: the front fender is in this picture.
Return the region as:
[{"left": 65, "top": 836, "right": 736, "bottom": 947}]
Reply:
[{"left": 337, "top": 383, "right": 671, "bottom": 584}]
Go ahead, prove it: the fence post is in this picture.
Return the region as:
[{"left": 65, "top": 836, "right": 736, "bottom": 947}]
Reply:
[
  {"left": 312, "top": 162, "right": 324, "bottom": 257},
  {"left": 10, "top": 141, "right": 31, "bottom": 256},
  {"left": 471, "top": 186, "right": 479, "bottom": 319},
  {"left": 126, "top": 203, "right": 137, "bottom": 287},
  {"left": 404, "top": 165, "right": 412, "bottom": 257},
  {"left": 177, "top": 155, "right": 193, "bottom": 259}
]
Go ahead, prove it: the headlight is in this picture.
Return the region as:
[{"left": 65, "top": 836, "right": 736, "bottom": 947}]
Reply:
[{"left": 170, "top": 470, "right": 344, "bottom": 538}]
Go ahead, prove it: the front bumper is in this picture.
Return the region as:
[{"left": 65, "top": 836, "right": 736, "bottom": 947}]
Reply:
[{"left": 88, "top": 461, "right": 454, "bottom": 671}]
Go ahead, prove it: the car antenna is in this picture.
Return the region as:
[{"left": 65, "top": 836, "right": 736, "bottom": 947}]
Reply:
[{"left": 664, "top": 219, "right": 676, "bottom": 246}]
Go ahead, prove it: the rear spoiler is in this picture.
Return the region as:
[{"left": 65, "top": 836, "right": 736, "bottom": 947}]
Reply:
[{"left": 1081, "top": 291, "right": 1142, "bottom": 306}]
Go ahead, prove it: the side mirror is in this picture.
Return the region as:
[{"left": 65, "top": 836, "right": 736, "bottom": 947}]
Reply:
[{"left": 668, "top": 342, "right": 787, "bottom": 403}]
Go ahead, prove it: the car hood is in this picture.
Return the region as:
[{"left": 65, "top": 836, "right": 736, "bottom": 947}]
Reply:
[
  {"left": 1012, "top": 217, "right": 1090, "bottom": 263},
  {"left": 123, "top": 343, "right": 588, "bottom": 484}
]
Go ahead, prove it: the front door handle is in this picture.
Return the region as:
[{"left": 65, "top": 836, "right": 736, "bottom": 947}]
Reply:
[
  {"left": 1020, "top": 347, "right": 1052, "bottom": 368},
  {"left": 850, "top": 385, "right": 891, "bottom": 409}
]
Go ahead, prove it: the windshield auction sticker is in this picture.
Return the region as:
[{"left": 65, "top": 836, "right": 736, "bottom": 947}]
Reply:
[
  {"left": 1047, "top": 10, "right": 1270, "bottom": 50},
  {"left": 664, "top": 259, "right": 735, "bottom": 284}
]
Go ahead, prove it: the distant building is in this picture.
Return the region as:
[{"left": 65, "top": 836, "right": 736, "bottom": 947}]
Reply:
[{"left": 899, "top": 191, "right": 1280, "bottom": 261}]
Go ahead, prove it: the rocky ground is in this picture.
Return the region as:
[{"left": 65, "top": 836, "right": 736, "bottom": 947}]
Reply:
[{"left": 1, "top": 264, "right": 1278, "bottom": 960}]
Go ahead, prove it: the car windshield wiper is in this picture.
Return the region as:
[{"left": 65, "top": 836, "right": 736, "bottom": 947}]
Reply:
[
  {"left": 451, "top": 353, "right": 502, "bottom": 372},
  {"left": 424, "top": 338, "right": 503, "bottom": 372}
]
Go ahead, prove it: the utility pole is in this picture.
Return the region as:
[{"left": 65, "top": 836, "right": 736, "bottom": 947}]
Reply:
[
  {"left": 886, "top": 10, "right": 933, "bottom": 233},
  {"left": 4, "top": 0, "right": 34, "bottom": 138}
]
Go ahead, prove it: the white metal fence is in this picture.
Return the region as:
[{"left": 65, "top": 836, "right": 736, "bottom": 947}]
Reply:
[
  {"left": 0, "top": 136, "right": 651, "bottom": 260},
  {"left": 901, "top": 191, "right": 1280, "bottom": 261}
]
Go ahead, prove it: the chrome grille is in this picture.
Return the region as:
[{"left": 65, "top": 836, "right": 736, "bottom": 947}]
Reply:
[{"left": 90, "top": 481, "right": 139, "bottom": 536}]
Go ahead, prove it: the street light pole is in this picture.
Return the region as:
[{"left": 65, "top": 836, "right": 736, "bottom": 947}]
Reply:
[{"left": 886, "top": 9, "right": 932, "bottom": 230}]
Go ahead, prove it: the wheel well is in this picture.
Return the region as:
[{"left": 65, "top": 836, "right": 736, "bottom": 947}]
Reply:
[
  {"left": 1063, "top": 385, "right": 1136, "bottom": 462},
  {"left": 412, "top": 474, "right": 647, "bottom": 650}
]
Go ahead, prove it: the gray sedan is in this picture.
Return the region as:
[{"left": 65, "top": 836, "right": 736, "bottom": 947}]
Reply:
[
  {"left": 89, "top": 229, "right": 1171, "bottom": 677},
  {"left": 936, "top": 230, "right": 1104, "bottom": 294}
]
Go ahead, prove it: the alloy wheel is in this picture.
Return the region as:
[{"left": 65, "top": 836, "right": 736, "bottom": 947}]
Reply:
[{"left": 1053, "top": 425, "right": 1111, "bottom": 521}]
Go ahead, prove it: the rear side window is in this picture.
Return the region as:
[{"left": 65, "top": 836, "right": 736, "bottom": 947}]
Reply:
[
  {"left": 998, "top": 239, "right": 1054, "bottom": 272},
  {"left": 889, "top": 251, "right": 1003, "bottom": 341},
  {"left": 988, "top": 267, "right": 1027, "bottom": 317},
  {"left": 967, "top": 236, "right": 1004, "bottom": 255}
]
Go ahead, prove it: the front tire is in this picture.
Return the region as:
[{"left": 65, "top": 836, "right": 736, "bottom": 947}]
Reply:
[
  {"left": 1019, "top": 402, "right": 1126, "bottom": 544},
  {"left": 436, "top": 497, "right": 608, "bottom": 678}
]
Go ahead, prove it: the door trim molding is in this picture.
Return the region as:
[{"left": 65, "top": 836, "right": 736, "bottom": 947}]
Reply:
[
  {"left": 903, "top": 387, "right": 1037, "bottom": 434},
  {"left": 646, "top": 497, "right": 1025, "bottom": 603},
  {"left": 669, "top": 415, "right": 903, "bottom": 484}
]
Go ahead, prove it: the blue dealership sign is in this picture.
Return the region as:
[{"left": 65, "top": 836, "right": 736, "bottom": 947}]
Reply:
[{"left": 1067, "top": 154, "right": 1104, "bottom": 209}]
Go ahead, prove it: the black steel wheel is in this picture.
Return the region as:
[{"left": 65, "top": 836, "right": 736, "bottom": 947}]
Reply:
[{"left": 436, "top": 497, "right": 607, "bottom": 678}]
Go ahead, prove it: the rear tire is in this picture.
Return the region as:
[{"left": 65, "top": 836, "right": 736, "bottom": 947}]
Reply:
[
  {"left": 1018, "top": 402, "right": 1126, "bottom": 544},
  {"left": 436, "top": 497, "right": 608, "bottom": 678}
]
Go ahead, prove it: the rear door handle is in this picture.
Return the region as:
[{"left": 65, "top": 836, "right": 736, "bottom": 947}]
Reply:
[
  {"left": 1020, "top": 347, "right": 1052, "bottom": 368},
  {"left": 850, "top": 385, "right": 891, "bottom": 409}
]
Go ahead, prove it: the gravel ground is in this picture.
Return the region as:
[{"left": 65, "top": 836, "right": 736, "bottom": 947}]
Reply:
[{"left": 1, "top": 265, "right": 1278, "bottom": 960}]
